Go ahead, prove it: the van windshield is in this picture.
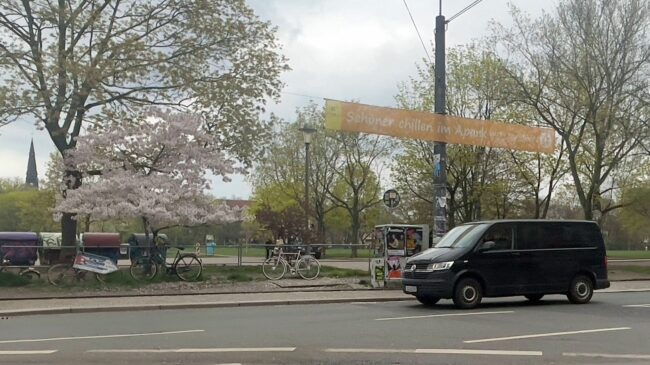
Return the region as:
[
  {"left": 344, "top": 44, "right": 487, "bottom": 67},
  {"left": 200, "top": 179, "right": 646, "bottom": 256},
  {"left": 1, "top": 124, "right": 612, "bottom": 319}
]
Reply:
[{"left": 434, "top": 224, "right": 487, "bottom": 248}]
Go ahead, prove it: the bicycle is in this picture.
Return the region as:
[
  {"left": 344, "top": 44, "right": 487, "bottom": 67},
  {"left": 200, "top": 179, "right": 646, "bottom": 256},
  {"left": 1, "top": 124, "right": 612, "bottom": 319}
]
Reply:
[
  {"left": 0, "top": 254, "right": 40, "bottom": 280},
  {"left": 48, "top": 252, "right": 118, "bottom": 286},
  {"left": 130, "top": 244, "right": 202, "bottom": 281},
  {"left": 262, "top": 246, "right": 321, "bottom": 280}
]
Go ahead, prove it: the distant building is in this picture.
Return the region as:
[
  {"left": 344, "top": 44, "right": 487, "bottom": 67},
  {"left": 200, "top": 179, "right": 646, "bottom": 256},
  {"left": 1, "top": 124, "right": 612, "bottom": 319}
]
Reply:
[{"left": 25, "top": 139, "right": 39, "bottom": 188}]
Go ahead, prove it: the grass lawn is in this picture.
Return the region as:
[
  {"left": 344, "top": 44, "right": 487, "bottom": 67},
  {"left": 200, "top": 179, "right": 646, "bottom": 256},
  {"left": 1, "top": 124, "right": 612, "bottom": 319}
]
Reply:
[
  {"left": 0, "top": 264, "right": 368, "bottom": 289},
  {"left": 613, "top": 265, "right": 650, "bottom": 275},
  {"left": 607, "top": 250, "right": 650, "bottom": 260}
]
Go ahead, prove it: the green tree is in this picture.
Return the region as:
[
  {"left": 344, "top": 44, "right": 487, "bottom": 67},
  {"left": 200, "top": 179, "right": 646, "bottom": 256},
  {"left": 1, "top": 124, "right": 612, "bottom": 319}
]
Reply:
[
  {"left": 393, "top": 45, "right": 529, "bottom": 226},
  {"left": 251, "top": 103, "right": 337, "bottom": 242},
  {"left": 0, "top": 0, "right": 288, "bottom": 245},
  {"left": 325, "top": 132, "right": 392, "bottom": 256}
]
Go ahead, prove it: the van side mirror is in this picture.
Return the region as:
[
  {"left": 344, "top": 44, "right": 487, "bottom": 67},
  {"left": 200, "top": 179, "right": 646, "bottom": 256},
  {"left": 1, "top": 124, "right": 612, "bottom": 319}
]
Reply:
[{"left": 478, "top": 241, "right": 496, "bottom": 252}]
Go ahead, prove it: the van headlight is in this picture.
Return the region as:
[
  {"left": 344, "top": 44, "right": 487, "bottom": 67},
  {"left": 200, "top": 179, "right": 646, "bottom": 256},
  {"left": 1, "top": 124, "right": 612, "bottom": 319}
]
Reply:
[{"left": 427, "top": 261, "right": 454, "bottom": 271}]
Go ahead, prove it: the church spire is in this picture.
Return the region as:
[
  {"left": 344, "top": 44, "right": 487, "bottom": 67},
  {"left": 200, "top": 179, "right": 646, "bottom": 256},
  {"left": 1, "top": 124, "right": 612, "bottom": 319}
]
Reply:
[{"left": 26, "top": 139, "right": 39, "bottom": 188}]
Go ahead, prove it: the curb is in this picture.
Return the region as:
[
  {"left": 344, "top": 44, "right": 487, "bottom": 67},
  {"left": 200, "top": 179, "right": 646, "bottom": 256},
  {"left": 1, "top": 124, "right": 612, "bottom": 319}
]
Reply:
[
  {"left": 0, "top": 286, "right": 382, "bottom": 302},
  {"left": 0, "top": 296, "right": 414, "bottom": 317}
]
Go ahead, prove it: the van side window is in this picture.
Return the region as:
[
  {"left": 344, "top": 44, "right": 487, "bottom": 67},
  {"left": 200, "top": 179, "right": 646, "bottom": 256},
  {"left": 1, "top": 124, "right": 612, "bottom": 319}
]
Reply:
[
  {"left": 516, "top": 223, "right": 546, "bottom": 250},
  {"left": 560, "top": 223, "right": 599, "bottom": 248},
  {"left": 481, "top": 224, "right": 513, "bottom": 251}
]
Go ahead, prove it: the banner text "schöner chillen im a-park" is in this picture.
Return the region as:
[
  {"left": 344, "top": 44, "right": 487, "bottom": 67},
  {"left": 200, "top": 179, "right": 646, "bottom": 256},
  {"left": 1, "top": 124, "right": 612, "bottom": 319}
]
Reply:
[{"left": 324, "top": 100, "right": 555, "bottom": 154}]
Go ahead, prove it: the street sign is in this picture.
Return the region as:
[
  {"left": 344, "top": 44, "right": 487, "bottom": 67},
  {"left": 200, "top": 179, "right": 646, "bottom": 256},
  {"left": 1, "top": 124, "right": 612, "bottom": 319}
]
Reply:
[
  {"left": 325, "top": 99, "right": 556, "bottom": 153},
  {"left": 383, "top": 189, "right": 401, "bottom": 208}
]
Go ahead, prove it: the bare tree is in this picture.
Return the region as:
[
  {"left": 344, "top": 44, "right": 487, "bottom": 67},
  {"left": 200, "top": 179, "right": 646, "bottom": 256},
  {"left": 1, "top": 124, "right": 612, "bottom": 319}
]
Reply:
[{"left": 495, "top": 0, "right": 650, "bottom": 221}]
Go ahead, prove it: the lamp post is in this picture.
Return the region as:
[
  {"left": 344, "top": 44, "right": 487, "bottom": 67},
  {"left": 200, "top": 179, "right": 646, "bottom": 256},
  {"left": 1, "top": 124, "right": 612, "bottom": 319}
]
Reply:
[{"left": 299, "top": 125, "right": 317, "bottom": 239}]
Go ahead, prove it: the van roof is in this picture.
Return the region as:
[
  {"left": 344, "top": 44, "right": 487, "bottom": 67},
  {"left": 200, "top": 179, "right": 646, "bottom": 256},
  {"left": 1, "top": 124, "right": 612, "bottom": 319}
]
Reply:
[{"left": 463, "top": 219, "right": 598, "bottom": 225}]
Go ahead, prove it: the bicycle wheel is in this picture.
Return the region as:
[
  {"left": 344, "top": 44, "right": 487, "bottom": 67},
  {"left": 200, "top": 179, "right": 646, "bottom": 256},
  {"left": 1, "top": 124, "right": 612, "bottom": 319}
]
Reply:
[
  {"left": 296, "top": 256, "right": 320, "bottom": 280},
  {"left": 174, "top": 254, "right": 202, "bottom": 281},
  {"left": 47, "top": 264, "right": 75, "bottom": 286},
  {"left": 262, "top": 257, "right": 286, "bottom": 280},
  {"left": 19, "top": 268, "right": 41, "bottom": 281},
  {"left": 130, "top": 259, "right": 158, "bottom": 281}
]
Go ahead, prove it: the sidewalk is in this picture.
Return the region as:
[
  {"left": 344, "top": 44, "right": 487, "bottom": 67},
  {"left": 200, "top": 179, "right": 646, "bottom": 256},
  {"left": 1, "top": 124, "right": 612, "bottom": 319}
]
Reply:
[{"left": 1, "top": 280, "right": 649, "bottom": 317}]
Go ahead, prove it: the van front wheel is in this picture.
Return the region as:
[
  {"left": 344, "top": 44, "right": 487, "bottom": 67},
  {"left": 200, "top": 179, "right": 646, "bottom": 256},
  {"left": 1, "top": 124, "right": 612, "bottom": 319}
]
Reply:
[
  {"left": 567, "top": 275, "right": 593, "bottom": 304},
  {"left": 453, "top": 278, "right": 482, "bottom": 309}
]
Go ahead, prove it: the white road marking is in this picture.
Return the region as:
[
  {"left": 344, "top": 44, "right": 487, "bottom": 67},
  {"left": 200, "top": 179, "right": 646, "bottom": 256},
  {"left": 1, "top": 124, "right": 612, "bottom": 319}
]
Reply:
[
  {"left": 87, "top": 347, "right": 296, "bottom": 353},
  {"left": 0, "top": 350, "right": 58, "bottom": 355},
  {"left": 564, "top": 352, "right": 650, "bottom": 360},
  {"left": 465, "top": 327, "right": 631, "bottom": 343},
  {"left": 324, "top": 348, "right": 541, "bottom": 356},
  {"left": 623, "top": 304, "right": 650, "bottom": 308},
  {"left": 375, "top": 310, "right": 514, "bottom": 321},
  {"left": 324, "top": 348, "right": 415, "bottom": 354},
  {"left": 415, "top": 349, "right": 542, "bottom": 356},
  {"left": 0, "top": 329, "right": 204, "bottom": 344}
]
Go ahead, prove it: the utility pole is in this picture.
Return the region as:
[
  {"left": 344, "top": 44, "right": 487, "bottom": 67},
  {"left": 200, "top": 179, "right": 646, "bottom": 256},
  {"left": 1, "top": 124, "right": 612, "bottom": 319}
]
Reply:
[
  {"left": 432, "top": 3, "right": 447, "bottom": 240},
  {"left": 432, "top": 0, "right": 483, "bottom": 241}
]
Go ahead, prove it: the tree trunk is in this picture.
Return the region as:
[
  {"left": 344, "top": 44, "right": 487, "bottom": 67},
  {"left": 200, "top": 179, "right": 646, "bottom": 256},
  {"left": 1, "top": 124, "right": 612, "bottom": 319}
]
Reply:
[
  {"left": 61, "top": 168, "right": 83, "bottom": 257},
  {"left": 351, "top": 214, "right": 360, "bottom": 258},
  {"left": 60, "top": 213, "right": 78, "bottom": 261}
]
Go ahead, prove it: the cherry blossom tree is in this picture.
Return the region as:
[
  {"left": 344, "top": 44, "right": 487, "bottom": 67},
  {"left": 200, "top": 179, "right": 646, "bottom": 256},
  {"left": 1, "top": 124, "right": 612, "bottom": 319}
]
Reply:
[{"left": 55, "top": 109, "right": 239, "bottom": 239}]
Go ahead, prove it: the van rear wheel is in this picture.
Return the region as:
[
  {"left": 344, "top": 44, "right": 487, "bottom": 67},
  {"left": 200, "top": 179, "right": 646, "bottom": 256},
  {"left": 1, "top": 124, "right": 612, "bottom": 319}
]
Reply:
[
  {"left": 416, "top": 295, "right": 440, "bottom": 306},
  {"left": 567, "top": 275, "right": 593, "bottom": 304},
  {"left": 453, "top": 278, "right": 482, "bottom": 309},
  {"left": 525, "top": 294, "right": 544, "bottom": 303}
]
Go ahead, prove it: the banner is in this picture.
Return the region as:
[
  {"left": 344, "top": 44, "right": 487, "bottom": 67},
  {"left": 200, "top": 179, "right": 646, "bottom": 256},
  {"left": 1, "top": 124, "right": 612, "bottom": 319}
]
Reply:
[
  {"left": 73, "top": 252, "right": 119, "bottom": 275},
  {"left": 325, "top": 100, "right": 555, "bottom": 153}
]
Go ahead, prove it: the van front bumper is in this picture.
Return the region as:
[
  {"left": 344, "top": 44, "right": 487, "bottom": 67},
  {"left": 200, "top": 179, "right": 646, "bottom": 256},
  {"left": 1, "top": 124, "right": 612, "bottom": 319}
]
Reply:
[{"left": 401, "top": 272, "right": 455, "bottom": 298}]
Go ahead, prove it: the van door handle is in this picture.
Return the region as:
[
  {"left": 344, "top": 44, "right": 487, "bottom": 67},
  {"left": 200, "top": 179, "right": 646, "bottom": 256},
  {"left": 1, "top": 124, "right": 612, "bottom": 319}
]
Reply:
[{"left": 512, "top": 251, "right": 521, "bottom": 256}]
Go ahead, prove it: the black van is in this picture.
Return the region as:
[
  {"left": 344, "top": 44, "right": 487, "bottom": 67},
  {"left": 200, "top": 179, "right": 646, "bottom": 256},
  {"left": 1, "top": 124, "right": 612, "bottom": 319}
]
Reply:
[{"left": 402, "top": 220, "right": 609, "bottom": 309}]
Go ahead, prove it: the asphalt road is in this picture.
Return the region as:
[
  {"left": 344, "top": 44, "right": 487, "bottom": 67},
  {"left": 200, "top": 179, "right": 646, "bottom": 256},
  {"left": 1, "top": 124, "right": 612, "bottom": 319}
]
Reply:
[{"left": 2, "top": 291, "right": 650, "bottom": 365}]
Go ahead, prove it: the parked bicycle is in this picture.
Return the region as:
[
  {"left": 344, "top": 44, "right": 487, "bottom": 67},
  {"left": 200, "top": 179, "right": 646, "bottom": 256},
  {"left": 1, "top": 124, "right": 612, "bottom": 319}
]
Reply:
[
  {"left": 130, "top": 244, "right": 202, "bottom": 281},
  {"left": 262, "top": 246, "right": 320, "bottom": 280},
  {"left": 48, "top": 252, "right": 118, "bottom": 286},
  {"left": 0, "top": 254, "right": 40, "bottom": 280}
]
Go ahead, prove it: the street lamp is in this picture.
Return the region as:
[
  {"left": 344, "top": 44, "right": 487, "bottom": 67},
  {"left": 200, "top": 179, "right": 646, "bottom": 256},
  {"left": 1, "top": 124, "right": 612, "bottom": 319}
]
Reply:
[{"left": 299, "top": 125, "right": 317, "bottom": 238}]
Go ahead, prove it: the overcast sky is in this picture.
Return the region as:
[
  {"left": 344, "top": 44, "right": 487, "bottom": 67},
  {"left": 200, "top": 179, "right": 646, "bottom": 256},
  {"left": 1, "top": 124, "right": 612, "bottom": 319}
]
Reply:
[{"left": 0, "top": 0, "right": 554, "bottom": 199}]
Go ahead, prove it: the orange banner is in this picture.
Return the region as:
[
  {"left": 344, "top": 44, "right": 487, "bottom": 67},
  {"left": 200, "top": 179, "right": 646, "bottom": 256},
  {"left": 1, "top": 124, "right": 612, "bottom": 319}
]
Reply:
[{"left": 324, "top": 100, "right": 555, "bottom": 153}]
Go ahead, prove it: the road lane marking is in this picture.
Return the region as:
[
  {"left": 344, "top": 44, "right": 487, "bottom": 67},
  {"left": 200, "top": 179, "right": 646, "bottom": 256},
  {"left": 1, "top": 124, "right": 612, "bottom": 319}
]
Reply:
[
  {"left": 87, "top": 347, "right": 296, "bottom": 353},
  {"left": 0, "top": 329, "right": 204, "bottom": 344},
  {"left": 325, "top": 349, "right": 414, "bottom": 353},
  {"left": 0, "top": 350, "right": 58, "bottom": 355},
  {"left": 623, "top": 304, "right": 650, "bottom": 308},
  {"left": 324, "top": 348, "right": 541, "bottom": 356},
  {"left": 375, "top": 310, "right": 514, "bottom": 321},
  {"left": 564, "top": 352, "right": 650, "bottom": 360},
  {"left": 415, "top": 349, "right": 542, "bottom": 356},
  {"left": 465, "top": 327, "right": 631, "bottom": 343},
  {"left": 177, "top": 348, "right": 296, "bottom": 353}
]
